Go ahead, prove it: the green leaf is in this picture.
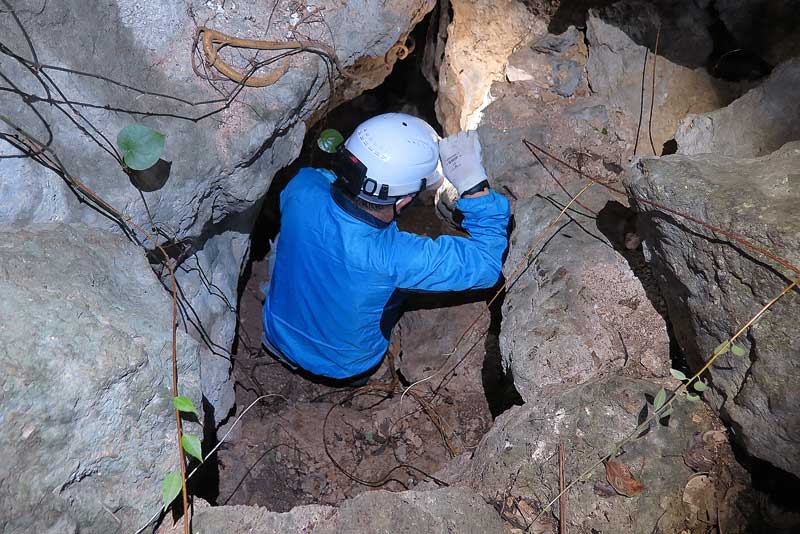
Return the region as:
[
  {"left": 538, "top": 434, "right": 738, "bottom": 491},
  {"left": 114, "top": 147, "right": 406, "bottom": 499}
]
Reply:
[
  {"left": 653, "top": 388, "right": 667, "bottom": 411},
  {"left": 714, "top": 341, "right": 731, "bottom": 355},
  {"left": 670, "top": 369, "right": 687, "bottom": 381},
  {"left": 117, "top": 124, "right": 166, "bottom": 170},
  {"left": 317, "top": 128, "right": 344, "bottom": 153},
  {"left": 693, "top": 380, "right": 709, "bottom": 392},
  {"left": 686, "top": 392, "right": 701, "bottom": 402},
  {"left": 173, "top": 396, "right": 199, "bottom": 417},
  {"left": 161, "top": 470, "right": 182, "bottom": 511},
  {"left": 731, "top": 344, "right": 747, "bottom": 357},
  {"left": 181, "top": 433, "right": 203, "bottom": 462}
]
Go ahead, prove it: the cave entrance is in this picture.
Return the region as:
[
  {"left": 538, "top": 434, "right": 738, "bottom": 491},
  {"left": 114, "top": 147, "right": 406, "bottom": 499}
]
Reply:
[{"left": 212, "top": 10, "right": 520, "bottom": 511}]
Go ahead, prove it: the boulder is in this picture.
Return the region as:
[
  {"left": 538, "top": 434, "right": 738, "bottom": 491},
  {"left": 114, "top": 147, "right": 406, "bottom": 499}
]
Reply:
[
  {"left": 625, "top": 141, "right": 800, "bottom": 476},
  {"left": 500, "top": 195, "right": 670, "bottom": 403},
  {"left": 434, "top": 376, "right": 761, "bottom": 534},
  {"left": 0, "top": 0, "right": 434, "bottom": 420},
  {"left": 505, "top": 27, "right": 587, "bottom": 97},
  {"left": 434, "top": 0, "right": 544, "bottom": 133},
  {"left": 675, "top": 58, "right": 800, "bottom": 158},
  {"left": 193, "top": 487, "right": 504, "bottom": 533},
  {"left": 586, "top": 0, "right": 741, "bottom": 154},
  {"left": 0, "top": 224, "right": 203, "bottom": 533}
]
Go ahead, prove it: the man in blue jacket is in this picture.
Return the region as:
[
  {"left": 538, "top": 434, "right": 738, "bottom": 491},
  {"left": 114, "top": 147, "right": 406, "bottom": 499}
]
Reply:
[{"left": 262, "top": 113, "right": 510, "bottom": 385}]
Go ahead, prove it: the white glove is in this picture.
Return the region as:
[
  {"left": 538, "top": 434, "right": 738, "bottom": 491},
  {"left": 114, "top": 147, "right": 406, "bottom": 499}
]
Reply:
[{"left": 438, "top": 131, "right": 490, "bottom": 196}]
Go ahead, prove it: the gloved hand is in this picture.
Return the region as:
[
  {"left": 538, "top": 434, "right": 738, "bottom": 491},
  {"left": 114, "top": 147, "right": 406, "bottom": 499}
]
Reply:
[{"left": 438, "top": 130, "right": 490, "bottom": 197}]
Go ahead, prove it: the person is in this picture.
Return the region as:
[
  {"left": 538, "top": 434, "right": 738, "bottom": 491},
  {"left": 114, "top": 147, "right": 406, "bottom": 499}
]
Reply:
[{"left": 261, "top": 112, "right": 511, "bottom": 386}]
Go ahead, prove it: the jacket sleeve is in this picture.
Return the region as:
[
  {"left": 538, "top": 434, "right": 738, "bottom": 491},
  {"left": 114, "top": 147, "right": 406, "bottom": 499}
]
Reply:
[{"left": 388, "top": 190, "right": 511, "bottom": 291}]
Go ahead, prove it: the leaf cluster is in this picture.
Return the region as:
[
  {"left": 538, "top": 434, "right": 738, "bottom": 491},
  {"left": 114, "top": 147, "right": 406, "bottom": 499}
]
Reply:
[{"left": 162, "top": 396, "right": 203, "bottom": 511}]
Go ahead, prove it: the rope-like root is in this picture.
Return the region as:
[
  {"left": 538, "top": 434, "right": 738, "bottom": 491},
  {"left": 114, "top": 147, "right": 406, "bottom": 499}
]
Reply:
[
  {"left": 193, "top": 26, "right": 350, "bottom": 87},
  {"left": 385, "top": 34, "right": 416, "bottom": 65}
]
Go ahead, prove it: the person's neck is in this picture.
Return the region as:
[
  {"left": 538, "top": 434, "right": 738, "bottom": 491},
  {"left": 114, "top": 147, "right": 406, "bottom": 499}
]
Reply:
[{"left": 367, "top": 206, "right": 395, "bottom": 223}]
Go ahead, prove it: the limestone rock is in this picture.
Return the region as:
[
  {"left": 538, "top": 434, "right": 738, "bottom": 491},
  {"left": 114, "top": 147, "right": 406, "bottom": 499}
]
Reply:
[
  {"left": 436, "top": 376, "right": 760, "bottom": 534},
  {"left": 625, "top": 141, "right": 800, "bottom": 476},
  {"left": 0, "top": 0, "right": 434, "bottom": 420},
  {"left": 675, "top": 58, "right": 800, "bottom": 158},
  {"left": 500, "top": 195, "right": 670, "bottom": 403},
  {"left": 193, "top": 487, "right": 504, "bottom": 533},
  {"left": 435, "top": 0, "right": 545, "bottom": 133},
  {"left": 586, "top": 0, "right": 741, "bottom": 153},
  {"left": 506, "top": 27, "right": 587, "bottom": 97},
  {"left": 0, "top": 224, "right": 203, "bottom": 533}
]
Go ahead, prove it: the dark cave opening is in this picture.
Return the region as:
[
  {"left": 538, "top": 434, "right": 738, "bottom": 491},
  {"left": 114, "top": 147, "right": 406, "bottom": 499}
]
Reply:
[{"left": 211, "top": 8, "right": 520, "bottom": 511}]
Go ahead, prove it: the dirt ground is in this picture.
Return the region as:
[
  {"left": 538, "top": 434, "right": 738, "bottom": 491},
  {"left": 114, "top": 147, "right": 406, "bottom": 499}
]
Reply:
[{"left": 215, "top": 196, "right": 511, "bottom": 511}]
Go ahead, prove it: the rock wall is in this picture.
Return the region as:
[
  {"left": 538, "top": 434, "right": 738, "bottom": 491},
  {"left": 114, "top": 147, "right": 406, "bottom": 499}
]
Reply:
[
  {"left": 626, "top": 142, "right": 800, "bottom": 477},
  {"left": 429, "top": 0, "right": 797, "bottom": 530},
  {"left": 434, "top": 0, "right": 545, "bottom": 134},
  {"left": 431, "top": 376, "right": 758, "bottom": 534},
  {"left": 675, "top": 58, "right": 800, "bottom": 158},
  {"left": 585, "top": 0, "right": 741, "bottom": 155},
  {"left": 0, "top": 224, "right": 203, "bottom": 533},
  {"left": 0, "top": 0, "right": 434, "bottom": 422},
  {"left": 501, "top": 196, "right": 669, "bottom": 403}
]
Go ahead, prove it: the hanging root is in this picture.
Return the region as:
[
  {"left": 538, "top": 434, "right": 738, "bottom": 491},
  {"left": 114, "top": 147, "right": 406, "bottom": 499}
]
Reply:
[
  {"left": 193, "top": 26, "right": 350, "bottom": 87},
  {"left": 386, "top": 34, "right": 416, "bottom": 63}
]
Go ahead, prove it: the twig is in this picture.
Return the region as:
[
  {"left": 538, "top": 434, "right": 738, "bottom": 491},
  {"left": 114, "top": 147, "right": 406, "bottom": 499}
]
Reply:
[
  {"left": 633, "top": 46, "right": 648, "bottom": 156},
  {"left": 529, "top": 143, "right": 596, "bottom": 215},
  {"left": 648, "top": 24, "right": 661, "bottom": 156},
  {"left": 559, "top": 443, "right": 566, "bottom": 534}
]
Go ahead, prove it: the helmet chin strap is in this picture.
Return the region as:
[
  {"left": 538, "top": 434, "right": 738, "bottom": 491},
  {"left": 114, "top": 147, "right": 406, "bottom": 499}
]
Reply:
[{"left": 393, "top": 194, "right": 418, "bottom": 220}]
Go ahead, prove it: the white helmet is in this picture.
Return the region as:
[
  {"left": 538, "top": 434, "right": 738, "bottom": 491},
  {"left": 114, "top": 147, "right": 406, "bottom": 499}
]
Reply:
[{"left": 332, "top": 113, "right": 443, "bottom": 205}]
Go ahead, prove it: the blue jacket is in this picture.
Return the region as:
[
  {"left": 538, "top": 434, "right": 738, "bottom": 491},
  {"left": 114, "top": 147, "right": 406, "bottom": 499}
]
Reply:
[{"left": 262, "top": 167, "right": 511, "bottom": 379}]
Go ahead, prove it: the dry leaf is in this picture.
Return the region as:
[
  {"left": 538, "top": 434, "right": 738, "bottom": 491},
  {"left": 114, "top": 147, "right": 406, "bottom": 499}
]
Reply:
[
  {"left": 683, "top": 474, "right": 717, "bottom": 520},
  {"left": 605, "top": 458, "right": 645, "bottom": 497},
  {"left": 684, "top": 445, "right": 715, "bottom": 472}
]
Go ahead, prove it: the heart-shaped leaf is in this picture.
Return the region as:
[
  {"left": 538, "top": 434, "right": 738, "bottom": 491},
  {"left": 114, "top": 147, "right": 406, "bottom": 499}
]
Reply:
[
  {"left": 670, "top": 369, "right": 687, "bottom": 381},
  {"left": 161, "top": 470, "right": 182, "bottom": 511},
  {"left": 181, "top": 433, "right": 203, "bottom": 462},
  {"left": 693, "top": 380, "right": 709, "bottom": 392},
  {"left": 317, "top": 128, "right": 344, "bottom": 153},
  {"left": 714, "top": 341, "right": 731, "bottom": 355},
  {"left": 731, "top": 344, "right": 747, "bottom": 357},
  {"left": 118, "top": 124, "right": 166, "bottom": 170},
  {"left": 173, "top": 395, "right": 199, "bottom": 417}
]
